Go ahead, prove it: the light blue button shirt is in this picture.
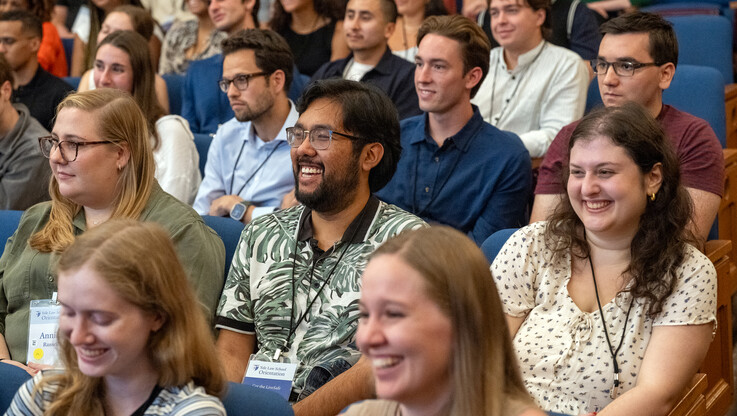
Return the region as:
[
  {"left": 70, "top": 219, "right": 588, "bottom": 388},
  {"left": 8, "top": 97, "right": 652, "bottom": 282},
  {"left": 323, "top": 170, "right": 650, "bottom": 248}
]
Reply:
[{"left": 193, "top": 101, "right": 298, "bottom": 219}]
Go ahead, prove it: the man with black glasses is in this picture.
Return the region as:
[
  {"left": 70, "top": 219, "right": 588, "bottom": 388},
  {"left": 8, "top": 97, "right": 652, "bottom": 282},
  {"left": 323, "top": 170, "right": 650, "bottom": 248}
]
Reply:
[
  {"left": 193, "top": 29, "right": 297, "bottom": 224},
  {"left": 530, "top": 11, "right": 723, "bottom": 247},
  {"left": 215, "top": 79, "right": 424, "bottom": 415}
]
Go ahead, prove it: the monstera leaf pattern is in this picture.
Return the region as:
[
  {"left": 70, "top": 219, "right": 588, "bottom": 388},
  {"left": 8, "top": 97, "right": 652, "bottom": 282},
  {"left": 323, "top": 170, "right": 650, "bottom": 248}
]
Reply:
[{"left": 217, "top": 201, "right": 425, "bottom": 394}]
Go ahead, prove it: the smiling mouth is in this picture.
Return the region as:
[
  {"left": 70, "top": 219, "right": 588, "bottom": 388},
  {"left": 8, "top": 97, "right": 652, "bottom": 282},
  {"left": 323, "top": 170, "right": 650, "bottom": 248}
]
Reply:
[
  {"left": 77, "top": 347, "right": 107, "bottom": 358},
  {"left": 372, "top": 357, "right": 401, "bottom": 369},
  {"left": 300, "top": 165, "right": 323, "bottom": 175},
  {"left": 585, "top": 200, "right": 610, "bottom": 209}
]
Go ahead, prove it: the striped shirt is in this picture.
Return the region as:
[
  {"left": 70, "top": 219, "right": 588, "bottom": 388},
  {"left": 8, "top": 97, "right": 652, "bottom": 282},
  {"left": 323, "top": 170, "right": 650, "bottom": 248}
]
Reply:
[{"left": 6, "top": 370, "right": 225, "bottom": 415}]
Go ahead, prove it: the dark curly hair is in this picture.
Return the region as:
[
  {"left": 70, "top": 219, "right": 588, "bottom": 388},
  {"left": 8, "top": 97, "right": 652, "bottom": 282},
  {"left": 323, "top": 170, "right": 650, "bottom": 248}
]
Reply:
[{"left": 544, "top": 102, "right": 694, "bottom": 316}]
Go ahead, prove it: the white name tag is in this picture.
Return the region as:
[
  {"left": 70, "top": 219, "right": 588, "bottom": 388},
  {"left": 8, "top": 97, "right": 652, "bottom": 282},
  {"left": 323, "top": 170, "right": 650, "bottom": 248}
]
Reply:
[
  {"left": 27, "top": 299, "right": 61, "bottom": 366},
  {"left": 242, "top": 355, "right": 298, "bottom": 400}
]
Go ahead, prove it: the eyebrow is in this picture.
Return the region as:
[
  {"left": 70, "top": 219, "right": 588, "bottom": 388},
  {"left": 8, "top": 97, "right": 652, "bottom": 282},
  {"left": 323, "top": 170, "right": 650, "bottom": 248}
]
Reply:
[{"left": 293, "top": 123, "right": 337, "bottom": 130}]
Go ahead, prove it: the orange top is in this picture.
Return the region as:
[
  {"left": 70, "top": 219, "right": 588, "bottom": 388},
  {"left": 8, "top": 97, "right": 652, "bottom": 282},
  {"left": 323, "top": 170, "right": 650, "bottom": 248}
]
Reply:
[{"left": 38, "top": 22, "right": 68, "bottom": 78}]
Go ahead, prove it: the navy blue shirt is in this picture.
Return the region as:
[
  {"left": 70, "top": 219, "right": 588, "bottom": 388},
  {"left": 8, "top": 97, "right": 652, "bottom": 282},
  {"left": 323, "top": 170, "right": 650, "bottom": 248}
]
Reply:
[
  {"left": 376, "top": 107, "right": 531, "bottom": 245},
  {"left": 310, "top": 47, "right": 421, "bottom": 120}
]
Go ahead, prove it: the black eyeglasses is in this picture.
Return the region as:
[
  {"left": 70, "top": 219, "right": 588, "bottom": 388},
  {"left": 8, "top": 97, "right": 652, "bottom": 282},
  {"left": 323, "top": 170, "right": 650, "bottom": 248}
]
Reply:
[
  {"left": 590, "top": 59, "right": 662, "bottom": 77},
  {"left": 286, "top": 127, "right": 364, "bottom": 150},
  {"left": 218, "top": 72, "right": 270, "bottom": 93},
  {"left": 38, "top": 136, "right": 114, "bottom": 162}
]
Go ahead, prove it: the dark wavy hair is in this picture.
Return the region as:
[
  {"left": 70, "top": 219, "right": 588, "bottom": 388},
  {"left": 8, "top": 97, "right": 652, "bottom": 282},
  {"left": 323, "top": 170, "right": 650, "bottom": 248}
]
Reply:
[
  {"left": 544, "top": 102, "right": 694, "bottom": 316},
  {"left": 269, "top": 0, "right": 344, "bottom": 34},
  {"left": 296, "top": 79, "right": 401, "bottom": 193}
]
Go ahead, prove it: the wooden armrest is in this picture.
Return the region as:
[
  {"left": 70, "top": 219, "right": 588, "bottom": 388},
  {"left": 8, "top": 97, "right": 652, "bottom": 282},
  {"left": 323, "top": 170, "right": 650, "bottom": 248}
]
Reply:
[{"left": 667, "top": 373, "right": 708, "bottom": 416}]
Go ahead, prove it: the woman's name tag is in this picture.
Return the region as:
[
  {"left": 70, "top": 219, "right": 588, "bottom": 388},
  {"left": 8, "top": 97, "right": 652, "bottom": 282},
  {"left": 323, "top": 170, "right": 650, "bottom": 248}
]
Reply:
[{"left": 26, "top": 298, "right": 61, "bottom": 366}]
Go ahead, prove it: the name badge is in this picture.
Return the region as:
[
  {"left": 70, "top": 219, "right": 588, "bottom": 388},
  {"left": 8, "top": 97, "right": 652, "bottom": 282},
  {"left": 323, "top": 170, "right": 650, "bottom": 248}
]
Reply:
[
  {"left": 242, "top": 354, "right": 298, "bottom": 400},
  {"left": 27, "top": 298, "right": 61, "bottom": 366}
]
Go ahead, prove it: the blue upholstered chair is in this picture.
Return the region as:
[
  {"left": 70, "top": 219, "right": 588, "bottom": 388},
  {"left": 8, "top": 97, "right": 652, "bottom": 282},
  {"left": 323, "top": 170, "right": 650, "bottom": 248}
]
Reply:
[
  {"left": 222, "top": 382, "right": 294, "bottom": 416},
  {"left": 666, "top": 15, "right": 734, "bottom": 84},
  {"left": 162, "top": 73, "right": 185, "bottom": 116},
  {"left": 62, "top": 76, "right": 80, "bottom": 90},
  {"left": 202, "top": 215, "right": 244, "bottom": 275},
  {"left": 194, "top": 133, "right": 212, "bottom": 177},
  {"left": 0, "top": 210, "right": 22, "bottom": 256},
  {"left": 481, "top": 228, "right": 519, "bottom": 264},
  {"left": 0, "top": 362, "right": 32, "bottom": 413}
]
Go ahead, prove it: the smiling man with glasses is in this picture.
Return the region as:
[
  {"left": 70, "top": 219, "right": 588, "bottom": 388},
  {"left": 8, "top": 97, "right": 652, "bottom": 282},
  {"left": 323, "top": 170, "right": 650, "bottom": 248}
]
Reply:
[
  {"left": 215, "top": 79, "right": 425, "bottom": 415},
  {"left": 193, "top": 29, "right": 298, "bottom": 224},
  {"left": 531, "top": 11, "right": 723, "bottom": 248},
  {"left": 0, "top": 51, "right": 49, "bottom": 210}
]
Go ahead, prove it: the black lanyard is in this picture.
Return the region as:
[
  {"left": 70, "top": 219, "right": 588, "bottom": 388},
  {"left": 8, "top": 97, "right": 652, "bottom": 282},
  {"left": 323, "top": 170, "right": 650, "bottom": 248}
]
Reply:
[
  {"left": 587, "top": 239, "right": 634, "bottom": 399},
  {"left": 272, "top": 207, "right": 367, "bottom": 360},
  {"left": 228, "top": 140, "right": 285, "bottom": 196}
]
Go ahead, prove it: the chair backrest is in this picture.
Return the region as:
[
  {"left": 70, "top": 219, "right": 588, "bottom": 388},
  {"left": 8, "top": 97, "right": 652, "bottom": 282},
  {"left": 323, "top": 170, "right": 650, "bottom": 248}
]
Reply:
[
  {"left": 63, "top": 76, "right": 81, "bottom": 90},
  {"left": 222, "top": 382, "right": 294, "bottom": 416},
  {"left": 0, "top": 363, "right": 32, "bottom": 413},
  {"left": 61, "top": 37, "right": 74, "bottom": 76},
  {"left": 162, "top": 73, "right": 185, "bottom": 116},
  {"left": 481, "top": 228, "right": 519, "bottom": 264},
  {"left": 585, "top": 65, "right": 727, "bottom": 146},
  {"left": 0, "top": 210, "right": 23, "bottom": 256},
  {"left": 202, "top": 215, "right": 244, "bottom": 275},
  {"left": 193, "top": 133, "right": 212, "bottom": 177},
  {"left": 666, "top": 15, "right": 733, "bottom": 84}
]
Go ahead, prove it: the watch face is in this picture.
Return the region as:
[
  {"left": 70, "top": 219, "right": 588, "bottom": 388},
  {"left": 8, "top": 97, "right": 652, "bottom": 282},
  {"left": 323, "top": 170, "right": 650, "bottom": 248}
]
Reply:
[{"left": 230, "top": 203, "right": 246, "bottom": 221}]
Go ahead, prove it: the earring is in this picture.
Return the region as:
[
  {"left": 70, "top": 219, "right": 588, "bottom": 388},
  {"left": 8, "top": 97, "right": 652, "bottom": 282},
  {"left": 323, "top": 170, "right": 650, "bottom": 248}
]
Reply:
[
  {"left": 650, "top": 193, "right": 656, "bottom": 201},
  {"left": 117, "top": 165, "right": 122, "bottom": 171}
]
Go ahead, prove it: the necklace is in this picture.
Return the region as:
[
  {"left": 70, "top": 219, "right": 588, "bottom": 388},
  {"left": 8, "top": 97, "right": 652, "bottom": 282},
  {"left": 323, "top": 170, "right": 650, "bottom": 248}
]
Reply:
[{"left": 588, "top": 252, "right": 634, "bottom": 399}]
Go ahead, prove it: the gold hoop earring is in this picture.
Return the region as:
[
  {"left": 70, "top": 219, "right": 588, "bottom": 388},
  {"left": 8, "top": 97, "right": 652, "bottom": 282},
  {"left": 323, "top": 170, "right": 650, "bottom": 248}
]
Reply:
[{"left": 649, "top": 193, "right": 656, "bottom": 201}]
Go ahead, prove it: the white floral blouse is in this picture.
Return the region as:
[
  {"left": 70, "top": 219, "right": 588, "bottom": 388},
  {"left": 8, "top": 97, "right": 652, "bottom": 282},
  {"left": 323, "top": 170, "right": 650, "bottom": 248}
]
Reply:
[{"left": 491, "top": 222, "right": 717, "bottom": 414}]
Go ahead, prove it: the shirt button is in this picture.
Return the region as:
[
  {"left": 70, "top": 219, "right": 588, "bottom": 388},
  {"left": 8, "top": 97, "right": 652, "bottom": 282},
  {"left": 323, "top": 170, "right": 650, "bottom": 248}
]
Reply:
[
  {"left": 511, "top": 76, "right": 516, "bottom": 80},
  {"left": 434, "top": 156, "right": 439, "bottom": 163},
  {"left": 313, "top": 282, "right": 320, "bottom": 289},
  {"left": 424, "top": 187, "right": 430, "bottom": 193},
  {"left": 48, "top": 275, "right": 54, "bottom": 282}
]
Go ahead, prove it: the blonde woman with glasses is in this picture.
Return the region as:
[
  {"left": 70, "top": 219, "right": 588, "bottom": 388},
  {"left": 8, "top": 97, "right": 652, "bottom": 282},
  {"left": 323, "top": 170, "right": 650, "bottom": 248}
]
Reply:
[{"left": 0, "top": 88, "right": 224, "bottom": 375}]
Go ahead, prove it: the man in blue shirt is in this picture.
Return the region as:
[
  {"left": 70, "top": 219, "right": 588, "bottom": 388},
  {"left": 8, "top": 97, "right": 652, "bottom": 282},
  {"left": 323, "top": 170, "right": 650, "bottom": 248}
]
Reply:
[
  {"left": 376, "top": 15, "right": 531, "bottom": 245},
  {"left": 193, "top": 29, "right": 298, "bottom": 224}
]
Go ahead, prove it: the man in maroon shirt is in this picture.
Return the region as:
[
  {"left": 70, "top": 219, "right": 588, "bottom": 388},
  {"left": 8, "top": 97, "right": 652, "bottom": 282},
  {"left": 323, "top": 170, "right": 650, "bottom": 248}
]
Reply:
[{"left": 530, "top": 12, "right": 723, "bottom": 245}]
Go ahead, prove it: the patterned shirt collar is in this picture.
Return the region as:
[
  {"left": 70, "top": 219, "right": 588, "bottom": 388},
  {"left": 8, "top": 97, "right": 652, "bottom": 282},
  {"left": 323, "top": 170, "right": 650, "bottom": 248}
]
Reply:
[{"left": 297, "top": 195, "right": 380, "bottom": 244}]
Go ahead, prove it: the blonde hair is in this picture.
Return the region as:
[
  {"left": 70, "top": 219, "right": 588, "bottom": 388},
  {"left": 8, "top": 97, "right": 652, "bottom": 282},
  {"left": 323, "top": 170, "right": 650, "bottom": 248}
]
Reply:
[
  {"left": 29, "top": 89, "right": 155, "bottom": 253},
  {"left": 371, "top": 226, "right": 534, "bottom": 416},
  {"left": 38, "top": 219, "right": 225, "bottom": 414}
]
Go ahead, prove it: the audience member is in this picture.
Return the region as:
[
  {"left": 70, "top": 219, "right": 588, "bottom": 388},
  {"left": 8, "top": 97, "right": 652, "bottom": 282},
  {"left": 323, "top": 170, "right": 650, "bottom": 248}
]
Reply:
[
  {"left": 269, "top": 0, "right": 349, "bottom": 76},
  {"left": 215, "top": 79, "right": 425, "bottom": 414},
  {"left": 471, "top": 0, "right": 589, "bottom": 157},
  {"left": 469, "top": 0, "right": 602, "bottom": 62},
  {"left": 0, "top": 10, "right": 73, "bottom": 131},
  {"left": 0, "top": 0, "right": 68, "bottom": 77},
  {"left": 377, "top": 15, "right": 531, "bottom": 245},
  {"left": 493, "top": 103, "right": 715, "bottom": 415},
  {"left": 344, "top": 226, "right": 545, "bottom": 416},
  {"left": 92, "top": 30, "right": 200, "bottom": 204},
  {"left": 181, "top": 0, "right": 257, "bottom": 135},
  {"left": 52, "top": 0, "right": 84, "bottom": 38},
  {"left": 159, "top": 0, "right": 226, "bottom": 75},
  {"left": 0, "top": 89, "right": 224, "bottom": 369},
  {"left": 531, "top": 12, "right": 724, "bottom": 246},
  {"left": 310, "top": 0, "right": 420, "bottom": 120},
  {"left": 193, "top": 29, "right": 296, "bottom": 223},
  {"left": 69, "top": 0, "right": 159, "bottom": 76},
  {"left": 6, "top": 219, "right": 226, "bottom": 415},
  {"left": 0, "top": 53, "right": 50, "bottom": 210},
  {"left": 78, "top": 5, "right": 169, "bottom": 113},
  {"left": 387, "top": 0, "right": 446, "bottom": 62}
]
